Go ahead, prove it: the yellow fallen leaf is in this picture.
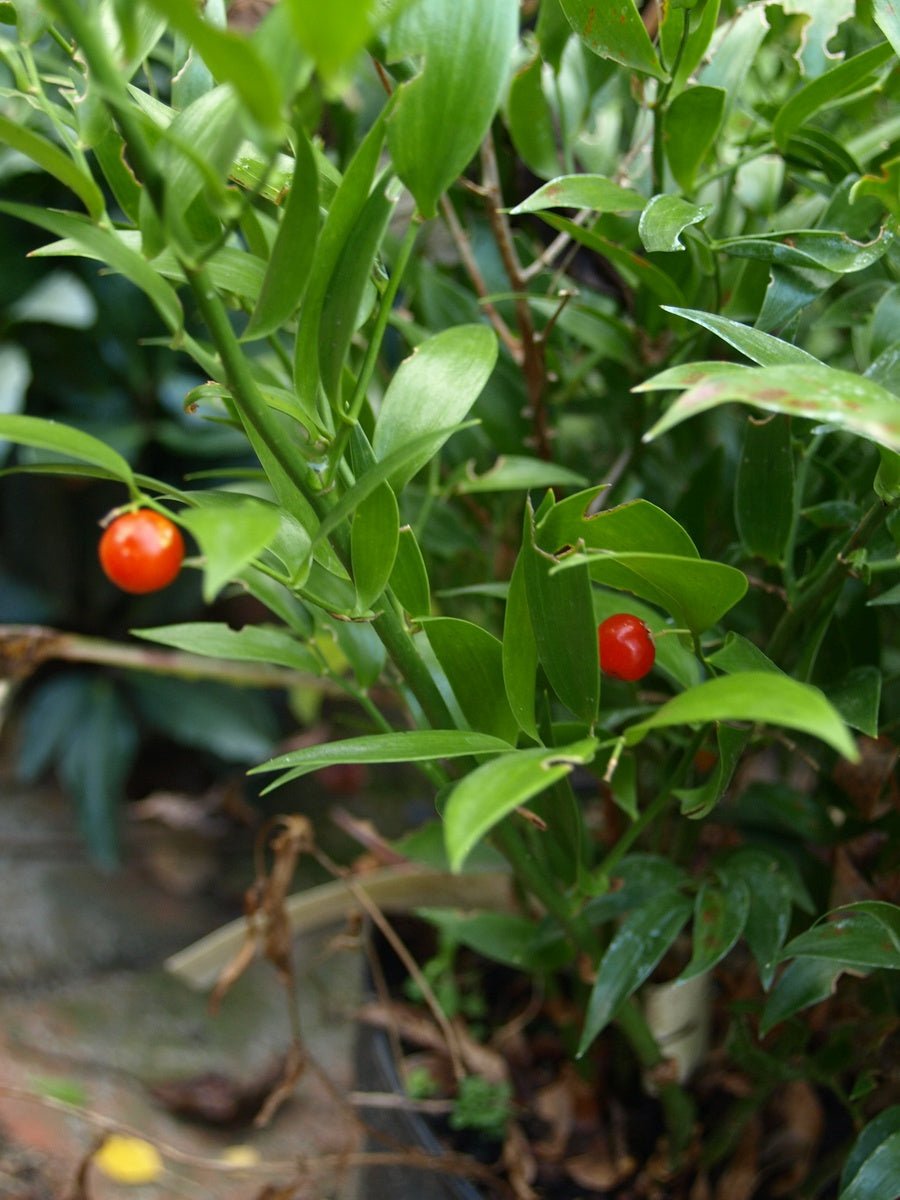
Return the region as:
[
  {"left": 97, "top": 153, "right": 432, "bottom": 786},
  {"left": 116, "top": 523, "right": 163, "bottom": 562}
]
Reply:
[
  {"left": 93, "top": 1135, "right": 164, "bottom": 1185},
  {"left": 220, "top": 1144, "right": 260, "bottom": 1167}
]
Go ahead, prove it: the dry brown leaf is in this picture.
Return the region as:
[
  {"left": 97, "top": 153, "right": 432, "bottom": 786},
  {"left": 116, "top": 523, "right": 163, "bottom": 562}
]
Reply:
[
  {"left": 833, "top": 735, "right": 899, "bottom": 819},
  {"left": 453, "top": 1019, "right": 509, "bottom": 1085},
  {"left": 502, "top": 1122, "right": 539, "bottom": 1200},
  {"left": 565, "top": 1139, "right": 637, "bottom": 1191}
]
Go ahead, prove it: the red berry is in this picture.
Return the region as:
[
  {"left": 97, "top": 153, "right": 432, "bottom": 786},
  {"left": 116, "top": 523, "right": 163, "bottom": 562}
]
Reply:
[
  {"left": 99, "top": 508, "right": 185, "bottom": 594},
  {"left": 598, "top": 613, "right": 655, "bottom": 682}
]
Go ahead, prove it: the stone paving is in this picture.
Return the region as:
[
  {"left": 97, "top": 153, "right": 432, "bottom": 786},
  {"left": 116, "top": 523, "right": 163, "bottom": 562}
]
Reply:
[{"left": 0, "top": 772, "right": 365, "bottom": 1199}]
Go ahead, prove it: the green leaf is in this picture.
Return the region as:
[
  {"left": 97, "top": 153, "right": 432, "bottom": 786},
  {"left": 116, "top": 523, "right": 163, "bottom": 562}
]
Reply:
[
  {"left": 706, "top": 632, "right": 783, "bottom": 676},
  {"left": 773, "top": 43, "right": 894, "bottom": 150},
  {"left": 578, "top": 890, "right": 692, "bottom": 1055},
  {"left": 444, "top": 739, "right": 598, "bottom": 872},
  {"left": 133, "top": 622, "right": 322, "bottom": 674},
  {"left": 624, "top": 672, "right": 858, "bottom": 761},
  {"left": 874, "top": 446, "right": 900, "bottom": 503},
  {"left": 244, "top": 121, "right": 319, "bottom": 340},
  {"left": 373, "top": 325, "right": 497, "bottom": 489},
  {"left": 0, "top": 203, "right": 183, "bottom": 335},
  {"left": 826, "top": 666, "right": 882, "bottom": 737},
  {"left": 285, "top": 0, "right": 413, "bottom": 80},
  {"left": 782, "top": 902, "right": 900, "bottom": 970},
  {"left": 293, "top": 109, "right": 387, "bottom": 414},
  {"left": 180, "top": 497, "right": 281, "bottom": 602},
  {"left": 724, "top": 848, "right": 794, "bottom": 989},
  {"left": 510, "top": 174, "right": 645, "bottom": 216},
  {"left": 642, "top": 364, "right": 900, "bottom": 454},
  {"left": 538, "top": 492, "right": 699, "bottom": 558},
  {"left": 523, "top": 502, "right": 599, "bottom": 723},
  {"left": 389, "top": 525, "right": 431, "bottom": 617},
  {"left": 0, "top": 414, "right": 135, "bottom": 487},
  {"left": 450, "top": 455, "right": 587, "bottom": 494},
  {"left": 840, "top": 1108, "right": 900, "bottom": 1200},
  {"left": 654, "top": 307, "right": 820, "bottom": 367},
  {"left": 251, "top": 729, "right": 515, "bottom": 792},
  {"left": 560, "top": 0, "right": 667, "bottom": 81},
  {"left": 734, "top": 414, "right": 795, "bottom": 565},
  {"left": 759, "top": 957, "right": 843, "bottom": 1034},
  {"left": 418, "top": 909, "right": 569, "bottom": 971},
  {"left": 638, "top": 195, "right": 712, "bottom": 253},
  {"left": 873, "top": 0, "right": 900, "bottom": 56},
  {"left": 319, "top": 177, "right": 394, "bottom": 406},
  {"left": 386, "top": 0, "right": 519, "bottom": 218},
  {"left": 674, "top": 724, "right": 750, "bottom": 819},
  {"left": 142, "top": 0, "right": 283, "bottom": 135},
  {"left": 663, "top": 86, "right": 725, "bottom": 193},
  {"left": 506, "top": 54, "right": 559, "bottom": 180},
  {"left": 556, "top": 551, "right": 748, "bottom": 634},
  {"left": 678, "top": 874, "right": 750, "bottom": 982},
  {"left": 423, "top": 618, "right": 518, "bottom": 744},
  {"left": 714, "top": 228, "right": 891, "bottom": 274},
  {"left": 351, "top": 482, "right": 399, "bottom": 612},
  {"left": 502, "top": 549, "right": 539, "bottom": 740},
  {"left": 0, "top": 114, "right": 105, "bottom": 220}
]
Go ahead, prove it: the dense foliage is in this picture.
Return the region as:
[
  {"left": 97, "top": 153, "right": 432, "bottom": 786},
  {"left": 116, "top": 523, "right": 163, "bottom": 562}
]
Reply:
[{"left": 1, "top": 0, "right": 899, "bottom": 1193}]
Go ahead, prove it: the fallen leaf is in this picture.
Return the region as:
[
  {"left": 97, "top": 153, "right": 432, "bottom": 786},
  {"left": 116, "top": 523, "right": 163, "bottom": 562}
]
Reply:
[
  {"left": 768, "top": 1080, "right": 824, "bottom": 1195},
  {"left": 93, "top": 1135, "right": 163, "bottom": 1186},
  {"left": 150, "top": 1063, "right": 284, "bottom": 1126},
  {"left": 565, "top": 1140, "right": 637, "bottom": 1191},
  {"left": 714, "top": 1116, "right": 760, "bottom": 1200},
  {"left": 502, "top": 1122, "right": 538, "bottom": 1200}
]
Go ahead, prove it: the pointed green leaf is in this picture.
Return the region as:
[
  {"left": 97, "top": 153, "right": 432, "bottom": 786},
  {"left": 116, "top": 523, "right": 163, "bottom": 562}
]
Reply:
[
  {"left": 624, "top": 672, "right": 858, "bottom": 760},
  {"left": 638, "top": 195, "right": 712, "bottom": 253},
  {"left": 679, "top": 875, "right": 750, "bottom": 982},
  {"left": 0, "top": 414, "right": 134, "bottom": 486},
  {"left": 386, "top": 0, "right": 519, "bottom": 218},
  {"left": 782, "top": 902, "right": 900, "bottom": 970},
  {"left": 351, "top": 482, "right": 399, "bottom": 612},
  {"left": 826, "top": 666, "right": 882, "bottom": 737},
  {"left": 251, "top": 730, "right": 515, "bottom": 793},
  {"left": 840, "top": 1108, "right": 900, "bottom": 1200},
  {"left": 444, "top": 739, "right": 598, "bottom": 872},
  {"left": 555, "top": 550, "right": 747, "bottom": 634},
  {"left": 642, "top": 364, "right": 900, "bottom": 454},
  {"left": 320, "top": 178, "right": 394, "bottom": 405},
  {"left": 390, "top": 526, "right": 431, "bottom": 617},
  {"left": 674, "top": 724, "right": 750, "bottom": 819},
  {"left": 142, "top": 0, "right": 283, "bottom": 134},
  {"left": 0, "top": 203, "right": 183, "bottom": 334},
  {"left": 510, "top": 174, "right": 645, "bottom": 216},
  {"left": 373, "top": 325, "right": 497, "bottom": 489},
  {"left": 181, "top": 497, "right": 281, "bottom": 602},
  {"left": 663, "top": 86, "right": 725, "bottom": 193},
  {"left": 293, "top": 110, "right": 387, "bottom": 413},
  {"left": 538, "top": 493, "right": 699, "bottom": 559},
  {"left": 652, "top": 307, "right": 820, "bottom": 367},
  {"left": 773, "top": 43, "right": 894, "bottom": 150},
  {"left": 506, "top": 54, "right": 559, "bottom": 181},
  {"left": 560, "top": 0, "right": 667, "bottom": 81},
  {"left": 418, "top": 909, "right": 569, "bottom": 971},
  {"left": 578, "top": 891, "right": 692, "bottom": 1055},
  {"left": 0, "top": 114, "right": 105, "bottom": 220},
  {"left": 724, "top": 848, "right": 794, "bottom": 989},
  {"left": 451, "top": 455, "right": 588, "bottom": 494},
  {"left": 503, "top": 549, "right": 539, "bottom": 740},
  {"left": 423, "top": 617, "right": 518, "bottom": 744},
  {"left": 524, "top": 502, "right": 599, "bottom": 722},
  {"left": 735, "top": 414, "right": 795, "bottom": 564},
  {"left": 133, "top": 622, "right": 322, "bottom": 674},
  {"left": 245, "top": 122, "right": 319, "bottom": 340},
  {"left": 760, "top": 957, "right": 843, "bottom": 1034}
]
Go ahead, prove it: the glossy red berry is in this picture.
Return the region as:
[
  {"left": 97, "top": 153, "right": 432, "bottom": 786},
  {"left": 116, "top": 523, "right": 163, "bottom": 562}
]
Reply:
[
  {"left": 99, "top": 508, "right": 185, "bottom": 594},
  {"left": 598, "top": 613, "right": 655, "bottom": 682}
]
